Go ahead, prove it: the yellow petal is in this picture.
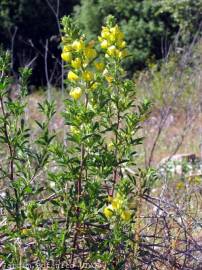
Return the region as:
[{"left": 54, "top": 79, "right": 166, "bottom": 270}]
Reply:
[
  {"left": 112, "top": 198, "right": 123, "bottom": 210},
  {"left": 101, "top": 27, "right": 110, "bottom": 39},
  {"left": 67, "top": 71, "right": 79, "bottom": 81},
  {"left": 82, "top": 71, "right": 94, "bottom": 82},
  {"left": 103, "top": 206, "right": 113, "bottom": 218},
  {"left": 117, "top": 40, "right": 126, "bottom": 49},
  {"left": 111, "top": 25, "right": 124, "bottom": 40},
  {"left": 72, "top": 40, "right": 84, "bottom": 52},
  {"left": 121, "top": 210, "right": 131, "bottom": 221},
  {"left": 63, "top": 44, "right": 72, "bottom": 52},
  {"left": 100, "top": 40, "right": 109, "bottom": 49},
  {"left": 71, "top": 58, "right": 82, "bottom": 69},
  {"left": 61, "top": 52, "right": 72, "bottom": 62},
  {"left": 69, "top": 87, "right": 82, "bottom": 100},
  {"left": 107, "top": 45, "right": 117, "bottom": 57},
  {"left": 84, "top": 47, "right": 97, "bottom": 60}
]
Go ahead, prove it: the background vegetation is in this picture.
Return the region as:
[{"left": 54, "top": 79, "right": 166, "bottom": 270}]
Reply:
[{"left": 0, "top": 0, "right": 201, "bottom": 85}]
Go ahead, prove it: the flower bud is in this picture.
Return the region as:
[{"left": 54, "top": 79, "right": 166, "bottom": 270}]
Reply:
[
  {"left": 117, "top": 40, "right": 126, "bottom": 49},
  {"left": 82, "top": 71, "right": 94, "bottom": 82},
  {"left": 94, "top": 62, "right": 105, "bottom": 71},
  {"left": 121, "top": 210, "right": 131, "bottom": 221},
  {"left": 72, "top": 40, "right": 84, "bottom": 52},
  {"left": 69, "top": 87, "right": 82, "bottom": 100},
  {"left": 101, "top": 27, "right": 110, "bottom": 39},
  {"left": 61, "top": 52, "right": 72, "bottom": 62},
  {"left": 67, "top": 71, "right": 79, "bottom": 81},
  {"left": 71, "top": 58, "right": 82, "bottom": 69},
  {"left": 84, "top": 48, "right": 97, "bottom": 60},
  {"left": 107, "top": 45, "right": 117, "bottom": 57},
  {"left": 63, "top": 44, "right": 72, "bottom": 52},
  {"left": 112, "top": 197, "right": 123, "bottom": 210},
  {"left": 100, "top": 40, "right": 109, "bottom": 49},
  {"left": 103, "top": 205, "right": 113, "bottom": 218}
]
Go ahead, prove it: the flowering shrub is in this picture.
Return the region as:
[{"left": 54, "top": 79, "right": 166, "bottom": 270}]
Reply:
[{"left": 0, "top": 17, "right": 152, "bottom": 269}]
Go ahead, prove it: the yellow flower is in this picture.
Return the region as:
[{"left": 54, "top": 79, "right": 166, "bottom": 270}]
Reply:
[
  {"left": 111, "top": 25, "right": 124, "bottom": 40},
  {"left": 84, "top": 47, "right": 97, "bottom": 60},
  {"left": 82, "top": 71, "right": 94, "bottom": 82},
  {"left": 112, "top": 197, "right": 123, "bottom": 210},
  {"left": 121, "top": 210, "right": 131, "bottom": 221},
  {"left": 63, "top": 44, "right": 72, "bottom": 52},
  {"left": 109, "top": 34, "right": 116, "bottom": 43},
  {"left": 101, "top": 27, "right": 111, "bottom": 39},
  {"left": 103, "top": 205, "right": 113, "bottom": 218},
  {"left": 67, "top": 71, "right": 79, "bottom": 81},
  {"left": 61, "top": 52, "right": 72, "bottom": 62},
  {"left": 94, "top": 62, "right": 105, "bottom": 71},
  {"left": 107, "top": 45, "right": 118, "bottom": 57},
  {"left": 69, "top": 87, "right": 82, "bottom": 100},
  {"left": 72, "top": 40, "right": 84, "bottom": 52},
  {"left": 71, "top": 58, "right": 82, "bottom": 69},
  {"left": 117, "top": 40, "right": 126, "bottom": 49},
  {"left": 100, "top": 40, "right": 109, "bottom": 49}
]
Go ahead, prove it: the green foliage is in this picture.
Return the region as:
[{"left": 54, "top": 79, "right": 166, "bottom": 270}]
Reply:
[
  {"left": 158, "top": 0, "right": 202, "bottom": 35},
  {"left": 0, "top": 48, "right": 56, "bottom": 259},
  {"left": 74, "top": 0, "right": 202, "bottom": 72}
]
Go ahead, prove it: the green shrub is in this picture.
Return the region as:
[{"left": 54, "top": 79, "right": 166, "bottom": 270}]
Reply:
[{"left": 0, "top": 17, "right": 156, "bottom": 268}]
